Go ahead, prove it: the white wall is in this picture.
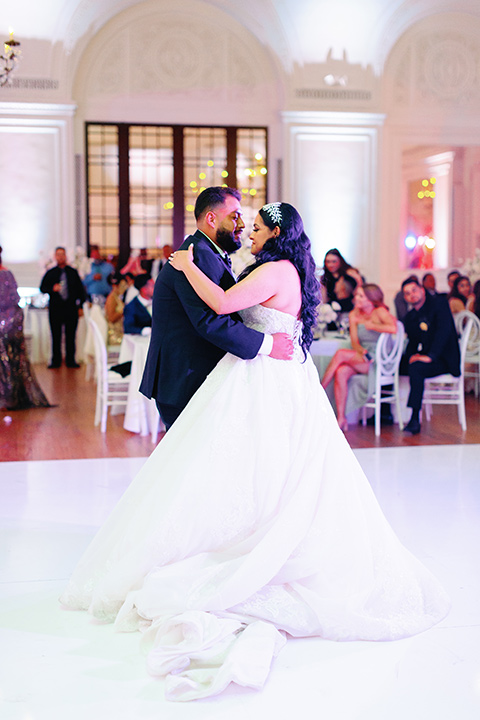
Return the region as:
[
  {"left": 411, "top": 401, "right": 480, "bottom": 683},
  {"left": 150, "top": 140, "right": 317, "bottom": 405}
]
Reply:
[
  {"left": 2, "top": 3, "right": 480, "bottom": 301},
  {"left": 0, "top": 102, "right": 76, "bottom": 286},
  {"left": 282, "top": 112, "right": 384, "bottom": 281}
]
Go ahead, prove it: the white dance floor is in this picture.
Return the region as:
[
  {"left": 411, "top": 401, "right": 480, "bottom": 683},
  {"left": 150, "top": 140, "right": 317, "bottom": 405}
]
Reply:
[{"left": 1, "top": 445, "right": 479, "bottom": 719}]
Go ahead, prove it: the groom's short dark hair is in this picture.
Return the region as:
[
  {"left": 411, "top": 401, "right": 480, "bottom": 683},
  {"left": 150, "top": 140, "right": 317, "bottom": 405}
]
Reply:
[{"left": 194, "top": 186, "right": 241, "bottom": 221}]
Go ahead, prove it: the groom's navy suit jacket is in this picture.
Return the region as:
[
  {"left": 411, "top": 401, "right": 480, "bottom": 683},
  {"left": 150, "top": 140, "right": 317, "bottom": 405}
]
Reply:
[{"left": 139, "top": 231, "right": 264, "bottom": 412}]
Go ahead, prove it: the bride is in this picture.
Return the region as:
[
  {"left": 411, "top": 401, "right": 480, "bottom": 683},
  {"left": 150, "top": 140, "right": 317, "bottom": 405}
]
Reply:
[{"left": 60, "top": 202, "right": 449, "bottom": 702}]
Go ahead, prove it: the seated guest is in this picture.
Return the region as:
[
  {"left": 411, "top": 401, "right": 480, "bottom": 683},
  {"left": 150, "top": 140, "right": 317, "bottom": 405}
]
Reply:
[
  {"left": 471, "top": 279, "right": 480, "bottom": 318},
  {"left": 422, "top": 272, "right": 438, "bottom": 296},
  {"left": 104, "top": 273, "right": 127, "bottom": 346},
  {"left": 0, "top": 247, "right": 51, "bottom": 409},
  {"left": 394, "top": 274, "right": 419, "bottom": 322},
  {"left": 401, "top": 277, "right": 460, "bottom": 435},
  {"left": 83, "top": 245, "right": 115, "bottom": 302},
  {"left": 123, "top": 275, "right": 154, "bottom": 335},
  {"left": 332, "top": 274, "right": 357, "bottom": 311},
  {"left": 448, "top": 275, "right": 474, "bottom": 315},
  {"left": 320, "top": 248, "right": 363, "bottom": 313},
  {"left": 447, "top": 269, "right": 461, "bottom": 292},
  {"left": 321, "top": 284, "right": 397, "bottom": 432},
  {"left": 122, "top": 271, "right": 139, "bottom": 305}
]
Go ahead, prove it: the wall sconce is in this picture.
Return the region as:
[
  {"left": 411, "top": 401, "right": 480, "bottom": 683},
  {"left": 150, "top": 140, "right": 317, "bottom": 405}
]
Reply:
[{"left": 0, "top": 30, "right": 21, "bottom": 87}]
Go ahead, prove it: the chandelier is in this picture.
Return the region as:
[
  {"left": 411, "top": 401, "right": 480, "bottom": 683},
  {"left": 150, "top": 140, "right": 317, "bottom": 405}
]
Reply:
[{"left": 0, "top": 30, "right": 21, "bottom": 87}]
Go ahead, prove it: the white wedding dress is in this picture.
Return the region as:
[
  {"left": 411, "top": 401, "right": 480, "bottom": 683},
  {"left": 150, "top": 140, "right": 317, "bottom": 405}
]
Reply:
[{"left": 60, "top": 305, "right": 450, "bottom": 701}]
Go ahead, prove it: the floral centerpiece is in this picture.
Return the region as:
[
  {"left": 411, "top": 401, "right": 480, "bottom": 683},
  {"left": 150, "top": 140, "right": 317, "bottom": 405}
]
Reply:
[
  {"left": 314, "top": 301, "right": 341, "bottom": 338},
  {"left": 460, "top": 248, "right": 480, "bottom": 285}
]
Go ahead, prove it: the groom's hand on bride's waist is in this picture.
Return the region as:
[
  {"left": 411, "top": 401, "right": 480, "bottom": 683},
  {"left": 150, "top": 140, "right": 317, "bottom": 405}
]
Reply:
[{"left": 269, "top": 333, "right": 294, "bottom": 360}]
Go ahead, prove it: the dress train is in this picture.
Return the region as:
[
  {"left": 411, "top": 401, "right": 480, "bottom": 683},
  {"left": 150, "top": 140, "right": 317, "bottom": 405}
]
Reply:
[{"left": 60, "top": 306, "right": 449, "bottom": 701}]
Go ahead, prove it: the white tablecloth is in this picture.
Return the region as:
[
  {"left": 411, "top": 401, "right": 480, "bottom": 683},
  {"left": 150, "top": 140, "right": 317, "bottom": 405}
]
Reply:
[
  {"left": 310, "top": 333, "right": 351, "bottom": 378},
  {"left": 23, "top": 306, "right": 87, "bottom": 364},
  {"left": 118, "top": 334, "right": 164, "bottom": 437},
  {"left": 309, "top": 333, "right": 364, "bottom": 422}
]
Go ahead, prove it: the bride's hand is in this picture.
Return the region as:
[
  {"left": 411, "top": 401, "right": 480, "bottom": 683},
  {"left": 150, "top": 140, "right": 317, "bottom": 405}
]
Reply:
[{"left": 169, "top": 244, "right": 194, "bottom": 272}]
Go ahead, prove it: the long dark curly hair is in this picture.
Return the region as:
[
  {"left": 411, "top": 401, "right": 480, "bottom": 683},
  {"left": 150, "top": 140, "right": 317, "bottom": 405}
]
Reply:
[
  {"left": 238, "top": 202, "right": 320, "bottom": 359},
  {"left": 448, "top": 275, "right": 471, "bottom": 306},
  {"left": 473, "top": 279, "right": 480, "bottom": 319}
]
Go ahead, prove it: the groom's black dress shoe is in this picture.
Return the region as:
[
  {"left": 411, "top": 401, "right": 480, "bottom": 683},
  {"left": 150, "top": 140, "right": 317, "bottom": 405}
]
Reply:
[{"left": 403, "top": 418, "right": 421, "bottom": 435}]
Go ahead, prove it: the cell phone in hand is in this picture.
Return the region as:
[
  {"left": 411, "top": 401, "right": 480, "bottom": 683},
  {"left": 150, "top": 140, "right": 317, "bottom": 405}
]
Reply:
[{"left": 364, "top": 351, "right": 372, "bottom": 361}]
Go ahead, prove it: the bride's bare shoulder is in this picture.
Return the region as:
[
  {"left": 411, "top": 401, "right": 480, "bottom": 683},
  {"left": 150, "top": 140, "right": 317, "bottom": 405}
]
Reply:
[{"left": 252, "top": 259, "right": 297, "bottom": 275}]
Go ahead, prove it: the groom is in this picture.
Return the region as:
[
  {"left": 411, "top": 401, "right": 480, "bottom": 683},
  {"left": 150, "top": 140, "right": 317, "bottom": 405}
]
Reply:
[{"left": 140, "top": 186, "right": 293, "bottom": 429}]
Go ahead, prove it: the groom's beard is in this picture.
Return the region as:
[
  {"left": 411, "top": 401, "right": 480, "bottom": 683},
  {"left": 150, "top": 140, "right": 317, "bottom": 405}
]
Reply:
[{"left": 216, "top": 228, "right": 242, "bottom": 255}]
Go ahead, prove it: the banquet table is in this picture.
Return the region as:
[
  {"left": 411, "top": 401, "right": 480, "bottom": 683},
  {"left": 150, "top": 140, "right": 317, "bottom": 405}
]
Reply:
[
  {"left": 118, "top": 333, "right": 164, "bottom": 437},
  {"left": 116, "top": 332, "right": 354, "bottom": 435},
  {"left": 23, "top": 306, "right": 87, "bottom": 364},
  {"left": 309, "top": 332, "right": 351, "bottom": 379},
  {"left": 309, "top": 332, "right": 366, "bottom": 422}
]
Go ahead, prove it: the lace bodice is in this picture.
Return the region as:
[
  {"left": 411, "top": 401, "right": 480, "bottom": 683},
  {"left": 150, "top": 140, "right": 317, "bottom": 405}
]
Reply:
[{"left": 239, "top": 305, "right": 303, "bottom": 360}]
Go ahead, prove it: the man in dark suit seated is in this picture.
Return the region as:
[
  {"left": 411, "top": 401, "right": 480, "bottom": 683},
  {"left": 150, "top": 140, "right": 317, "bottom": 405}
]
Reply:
[
  {"left": 123, "top": 275, "right": 153, "bottom": 335},
  {"left": 401, "top": 277, "right": 460, "bottom": 434},
  {"left": 139, "top": 186, "right": 293, "bottom": 430}
]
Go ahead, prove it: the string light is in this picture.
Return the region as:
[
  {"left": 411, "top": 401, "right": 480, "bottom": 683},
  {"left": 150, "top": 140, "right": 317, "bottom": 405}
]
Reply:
[{"left": 405, "top": 234, "right": 417, "bottom": 250}]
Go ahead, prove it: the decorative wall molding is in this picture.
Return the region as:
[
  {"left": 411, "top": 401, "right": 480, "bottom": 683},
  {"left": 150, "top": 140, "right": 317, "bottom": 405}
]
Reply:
[
  {"left": 282, "top": 111, "right": 386, "bottom": 128},
  {"left": 2, "top": 78, "right": 60, "bottom": 91},
  {"left": 288, "top": 53, "right": 379, "bottom": 112},
  {"left": 295, "top": 89, "right": 372, "bottom": 101},
  {"left": 75, "top": 6, "right": 278, "bottom": 105},
  {"left": 0, "top": 102, "right": 76, "bottom": 117},
  {"left": 385, "top": 15, "right": 480, "bottom": 110}
]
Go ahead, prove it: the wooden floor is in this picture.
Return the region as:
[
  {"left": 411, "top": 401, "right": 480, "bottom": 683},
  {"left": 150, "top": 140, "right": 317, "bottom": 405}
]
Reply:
[{"left": 1, "top": 363, "right": 479, "bottom": 462}]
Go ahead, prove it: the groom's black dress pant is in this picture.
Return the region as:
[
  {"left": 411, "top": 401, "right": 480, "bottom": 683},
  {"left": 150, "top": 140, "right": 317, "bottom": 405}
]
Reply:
[{"left": 156, "top": 401, "right": 183, "bottom": 431}]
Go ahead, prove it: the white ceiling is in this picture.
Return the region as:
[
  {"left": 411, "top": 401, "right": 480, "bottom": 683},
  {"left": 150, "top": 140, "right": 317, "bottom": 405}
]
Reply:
[{"left": 4, "top": 0, "right": 480, "bottom": 73}]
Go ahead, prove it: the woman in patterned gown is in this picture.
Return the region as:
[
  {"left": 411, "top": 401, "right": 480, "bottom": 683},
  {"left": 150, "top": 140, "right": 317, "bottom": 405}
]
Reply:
[{"left": 0, "top": 247, "right": 51, "bottom": 410}]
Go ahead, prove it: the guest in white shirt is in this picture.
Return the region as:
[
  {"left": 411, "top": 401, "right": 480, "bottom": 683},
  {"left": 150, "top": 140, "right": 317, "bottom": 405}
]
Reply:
[
  {"left": 123, "top": 272, "right": 139, "bottom": 306},
  {"left": 123, "top": 275, "right": 154, "bottom": 335}
]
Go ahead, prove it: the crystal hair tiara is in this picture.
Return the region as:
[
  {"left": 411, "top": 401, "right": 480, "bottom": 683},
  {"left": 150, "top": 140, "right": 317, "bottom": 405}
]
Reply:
[{"left": 262, "top": 202, "right": 282, "bottom": 226}]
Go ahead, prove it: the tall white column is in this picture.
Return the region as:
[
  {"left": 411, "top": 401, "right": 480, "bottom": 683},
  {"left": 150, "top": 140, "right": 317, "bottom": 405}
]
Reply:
[{"left": 281, "top": 111, "right": 385, "bottom": 281}]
